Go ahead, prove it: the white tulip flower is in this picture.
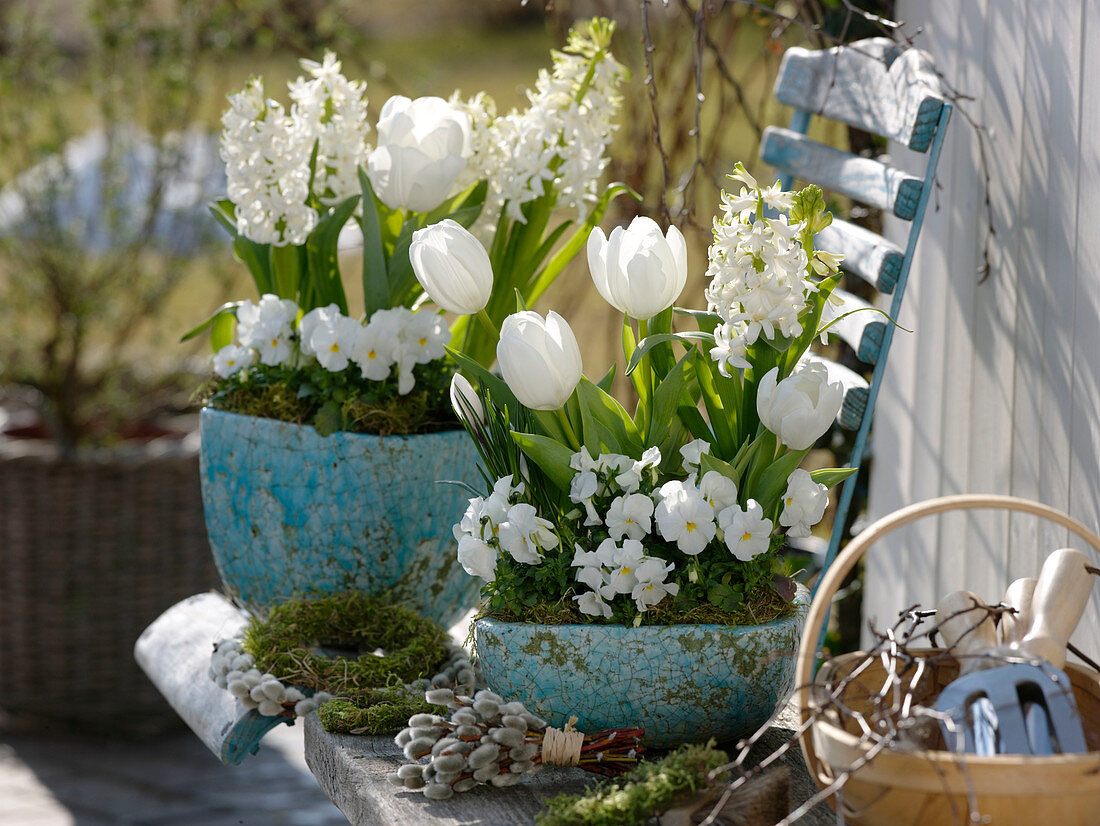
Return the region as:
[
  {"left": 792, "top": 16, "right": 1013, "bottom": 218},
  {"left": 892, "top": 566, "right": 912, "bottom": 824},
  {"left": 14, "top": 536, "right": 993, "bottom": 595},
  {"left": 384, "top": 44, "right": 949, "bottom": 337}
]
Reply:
[
  {"left": 605, "top": 493, "right": 655, "bottom": 541},
  {"left": 587, "top": 216, "right": 688, "bottom": 320},
  {"left": 779, "top": 468, "right": 829, "bottom": 538},
  {"left": 756, "top": 362, "right": 843, "bottom": 450},
  {"left": 496, "top": 310, "right": 582, "bottom": 411},
  {"left": 457, "top": 534, "right": 498, "bottom": 581},
  {"left": 449, "top": 374, "right": 485, "bottom": 429},
  {"left": 213, "top": 344, "right": 254, "bottom": 378},
  {"left": 409, "top": 220, "right": 493, "bottom": 315},
  {"left": 718, "top": 500, "right": 773, "bottom": 561},
  {"left": 367, "top": 95, "right": 471, "bottom": 213}
]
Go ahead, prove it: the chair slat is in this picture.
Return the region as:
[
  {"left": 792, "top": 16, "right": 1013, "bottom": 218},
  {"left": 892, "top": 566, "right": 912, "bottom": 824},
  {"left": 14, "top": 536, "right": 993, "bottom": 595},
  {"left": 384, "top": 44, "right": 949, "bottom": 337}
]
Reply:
[
  {"left": 804, "top": 354, "right": 869, "bottom": 431},
  {"left": 821, "top": 288, "right": 886, "bottom": 365},
  {"left": 761, "top": 127, "right": 923, "bottom": 219},
  {"left": 774, "top": 37, "right": 945, "bottom": 151},
  {"left": 816, "top": 219, "right": 904, "bottom": 294}
]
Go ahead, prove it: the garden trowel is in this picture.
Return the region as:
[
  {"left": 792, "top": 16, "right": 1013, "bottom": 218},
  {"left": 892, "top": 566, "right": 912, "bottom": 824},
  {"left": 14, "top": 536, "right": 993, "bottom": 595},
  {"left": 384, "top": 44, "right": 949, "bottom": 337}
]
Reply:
[{"left": 935, "top": 548, "right": 1092, "bottom": 756}]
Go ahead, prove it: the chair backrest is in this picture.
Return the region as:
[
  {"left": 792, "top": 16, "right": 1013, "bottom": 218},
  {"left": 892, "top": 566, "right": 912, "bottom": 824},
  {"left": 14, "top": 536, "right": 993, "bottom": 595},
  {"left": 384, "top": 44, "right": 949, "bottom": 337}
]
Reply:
[{"left": 760, "top": 37, "right": 952, "bottom": 588}]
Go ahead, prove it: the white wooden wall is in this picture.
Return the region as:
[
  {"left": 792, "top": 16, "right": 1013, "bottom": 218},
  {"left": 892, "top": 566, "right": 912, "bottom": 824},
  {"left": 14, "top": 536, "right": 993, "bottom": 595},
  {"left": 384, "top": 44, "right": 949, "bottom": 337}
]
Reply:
[{"left": 864, "top": 0, "right": 1100, "bottom": 652}]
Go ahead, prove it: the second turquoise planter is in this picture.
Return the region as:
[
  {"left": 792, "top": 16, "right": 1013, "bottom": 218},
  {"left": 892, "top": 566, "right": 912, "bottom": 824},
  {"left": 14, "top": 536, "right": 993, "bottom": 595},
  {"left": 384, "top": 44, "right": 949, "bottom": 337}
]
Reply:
[
  {"left": 473, "top": 586, "right": 810, "bottom": 747},
  {"left": 199, "top": 408, "right": 480, "bottom": 627}
]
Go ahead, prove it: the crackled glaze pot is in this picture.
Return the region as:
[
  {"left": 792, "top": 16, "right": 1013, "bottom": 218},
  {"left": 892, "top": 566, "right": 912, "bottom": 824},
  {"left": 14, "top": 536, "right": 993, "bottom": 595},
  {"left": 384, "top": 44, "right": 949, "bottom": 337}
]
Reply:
[
  {"left": 199, "top": 408, "right": 480, "bottom": 626},
  {"left": 474, "top": 585, "right": 809, "bottom": 747}
]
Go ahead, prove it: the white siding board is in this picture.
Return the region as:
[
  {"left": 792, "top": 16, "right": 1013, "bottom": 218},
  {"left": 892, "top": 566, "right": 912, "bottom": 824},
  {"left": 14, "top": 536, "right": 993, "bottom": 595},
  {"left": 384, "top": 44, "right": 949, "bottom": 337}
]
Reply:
[{"left": 866, "top": 0, "right": 1100, "bottom": 653}]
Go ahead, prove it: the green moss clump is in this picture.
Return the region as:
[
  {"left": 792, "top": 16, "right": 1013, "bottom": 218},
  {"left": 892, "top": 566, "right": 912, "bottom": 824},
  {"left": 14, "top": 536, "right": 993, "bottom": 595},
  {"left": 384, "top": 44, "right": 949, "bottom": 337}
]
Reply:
[
  {"left": 536, "top": 742, "right": 729, "bottom": 826},
  {"left": 242, "top": 592, "right": 450, "bottom": 697},
  {"left": 484, "top": 581, "right": 792, "bottom": 628},
  {"left": 317, "top": 693, "right": 446, "bottom": 736}
]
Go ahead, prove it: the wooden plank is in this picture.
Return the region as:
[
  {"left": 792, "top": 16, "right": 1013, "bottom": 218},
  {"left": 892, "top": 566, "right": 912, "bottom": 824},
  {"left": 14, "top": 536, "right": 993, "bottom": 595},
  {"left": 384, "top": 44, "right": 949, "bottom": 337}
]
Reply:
[
  {"left": 820, "top": 287, "right": 886, "bottom": 364},
  {"left": 134, "top": 591, "right": 291, "bottom": 765},
  {"left": 761, "top": 127, "right": 924, "bottom": 219},
  {"left": 816, "top": 218, "right": 905, "bottom": 294},
  {"left": 303, "top": 705, "right": 834, "bottom": 826},
  {"left": 773, "top": 37, "right": 945, "bottom": 151}
]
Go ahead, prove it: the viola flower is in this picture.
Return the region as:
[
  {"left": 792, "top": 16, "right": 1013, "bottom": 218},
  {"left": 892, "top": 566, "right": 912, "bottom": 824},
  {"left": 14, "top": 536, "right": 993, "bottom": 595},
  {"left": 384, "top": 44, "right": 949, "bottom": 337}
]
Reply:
[
  {"left": 614, "top": 446, "right": 661, "bottom": 493},
  {"left": 312, "top": 313, "right": 361, "bottom": 372},
  {"left": 654, "top": 484, "right": 715, "bottom": 556},
  {"left": 574, "top": 589, "right": 613, "bottom": 619},
  {"left": 598, "top": 538, "right": 647, "bottom": 596},
  {"left": 718, "top": 500, "right": 773, "bottom": 561},
  {"left": 631, "top": 558, "right": 679, "bottom": 612},
  {"left": 351, "top": 316, "right": 397, "bottom": 381},
  {"left": 679, "top": 439, "right": 711, "bottom": 478},
  {"left": 568, "top": 469, "right": 601, "bottom": 526},
  {"left": 698, "top": 471, "right": 738, "bottom": 512},
  {"left": 605, "top": 493, "right": 654, "bottom": 542},
  {"left": 779, "top": 468, "right": 829, "bottom": 538},
  {"left": 298, "top": 304, "right": 340, "bottom": 358},
  {"left": 213, "top": 344, "right": 254, "bottom": 378},
  {"left": 457, "top": 534, "right": 498, "bottom": 581},
  {"left": 497, "top": 503, "right": 558, "bottom": 565}
]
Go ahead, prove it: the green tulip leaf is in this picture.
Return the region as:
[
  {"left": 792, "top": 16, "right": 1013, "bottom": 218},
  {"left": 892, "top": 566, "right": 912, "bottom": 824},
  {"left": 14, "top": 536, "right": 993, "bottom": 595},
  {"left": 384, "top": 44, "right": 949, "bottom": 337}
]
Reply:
[
  {"left": 180, "top": 301, "right": 243, "bottom": 344},
  {"left": 596, "top": 362, "right": 617, "bottom": 393},
  {"left": 692, "top": 350, "right": 735, "bottom": 458},
  {"left": 809, "top": 467, "right": 859, "bottom": 487},
  {"left": 672, "top": 307, "right": 723, "bottom": 335},
  {"left": 358, "top": 170, "right": 391, "bottom": 318},
  {"left": 649, "top": 351, "right": 697, "bottom": 446},
  {"left": 754, "top": 448, "right": 809, "bottom": 512},
  {"left": 625, "top": 331, "right": 713, "bottom": 375},
  {"left": 576, "top": 376, "right": 642, "bottom": 456},
  {"left": 304, "top": 194, "right": 357, "bottom": 314},
  {"left": 511, "top": 431, "right": 576, "bottom": 493},
  {"left": 699, "top": 452, "right": 742, "bottom": 488}
]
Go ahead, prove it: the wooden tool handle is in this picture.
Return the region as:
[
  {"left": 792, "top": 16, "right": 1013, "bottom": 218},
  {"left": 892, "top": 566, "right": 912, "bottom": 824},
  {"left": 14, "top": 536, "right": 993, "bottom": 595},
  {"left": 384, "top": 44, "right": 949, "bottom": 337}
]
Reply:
[
  {"left": 1000, "top": 577, "right": 1037, "bottom": 645},
  {"left": 1019, "top": 548, "right": 1093, "bottom": 669},
  {"left": 935, "top": 590, "right": 999, "bottom": 676}
]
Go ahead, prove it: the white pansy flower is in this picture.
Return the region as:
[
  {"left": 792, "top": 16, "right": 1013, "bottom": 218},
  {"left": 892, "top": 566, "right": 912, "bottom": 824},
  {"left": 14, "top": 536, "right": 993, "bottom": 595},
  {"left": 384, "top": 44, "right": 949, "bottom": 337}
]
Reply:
[
  {"left": 312, "top": 313, "right": 361, "bottom": 372},
  {"left": 653, "top": 484, "right": 716, "bottom": 556},
  {"left": 631, "top": 557, "right": 679, "bottom": 612},
  {"left": 569, "top": 448, "right": 599, "bottom": 473},
  {"left": 614, "top": 446, "right": 661, "bottom": 493},
  {"left": 236, "top": 295, "right": 298, "bottom": 351},
  {"left": 351, "top": 310, "right": 403, "bottom": 381},
  {"left": 598, "top": 538, "right": 646, "bottom": 596},
  {"left": 453, "top": 496, "right": 494, "bottom": 542},
  {"left": 457, "top": 534, "right": 497, "bottom": 581},
  {"left": 571, "top": 544, "right": 601, "bottom": 569},
  {"left": 605, "top": 494, "right": 654, "bottom": 541},
  {"left": 679, "top": 439, "right": 711, "bottom": 477},
  {"left": 568, "top": 469, "right": 601, "bottom": 527},
  {"left": 213, "top": 344, "right": 254, "bottom": 378},
  {"left": 497, "top": 503, "right": 558, "bottom": 565},
  {"left": 779, "top": 468, "right": 829, "bottom": 538},
  {"left": 298, "top": 304, "right": 340, "bottom": 357},
  {"left": 574, "top": 589, "right": 612, "bottom": 619},
  {"left": 483, "top": 475, "right": 522, "bottom": 525},
  {"left": 718, "top": 499, "right": 773, "bottom": 561},
  {"left": 698, "top": 470, "right": 739, "bottom": 512},
  {"left": 710, "top": 320, "right": 751, "bottom": 377}
]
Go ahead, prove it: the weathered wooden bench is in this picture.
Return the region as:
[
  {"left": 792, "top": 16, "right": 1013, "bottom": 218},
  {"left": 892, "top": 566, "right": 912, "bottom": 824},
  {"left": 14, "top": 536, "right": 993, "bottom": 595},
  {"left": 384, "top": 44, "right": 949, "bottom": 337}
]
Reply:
[{"left": 760, "top": 36, "right": 952, "bottom": 581}]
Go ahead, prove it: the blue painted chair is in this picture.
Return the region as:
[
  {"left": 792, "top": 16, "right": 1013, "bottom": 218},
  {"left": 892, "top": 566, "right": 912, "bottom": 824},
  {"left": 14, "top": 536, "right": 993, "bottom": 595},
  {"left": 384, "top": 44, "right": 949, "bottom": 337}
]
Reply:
[{"left": 759, "top": 37, "right": 952, "bottom": 592}]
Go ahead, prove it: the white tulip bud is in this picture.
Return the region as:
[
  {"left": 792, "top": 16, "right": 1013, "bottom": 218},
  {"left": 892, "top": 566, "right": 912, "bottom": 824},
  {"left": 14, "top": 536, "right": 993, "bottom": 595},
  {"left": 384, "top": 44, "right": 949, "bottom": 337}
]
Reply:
[
  {"left": 449, "top": 373, "right": 486, "bottom": 429},
  {"left": 496, "top": 310, "right": 583, "bottom": 411},
  {"left": 367, "top": 95, "right": 471, "bottom": 214},
  {"left": 587, "top": 216, "right": 688, "bottom": 320},
  {"left": 410, "top": 220, "right": 493, "bottom": 315},
  {"left": 756, "top": 362, "right": 844, "bottom": 450}
]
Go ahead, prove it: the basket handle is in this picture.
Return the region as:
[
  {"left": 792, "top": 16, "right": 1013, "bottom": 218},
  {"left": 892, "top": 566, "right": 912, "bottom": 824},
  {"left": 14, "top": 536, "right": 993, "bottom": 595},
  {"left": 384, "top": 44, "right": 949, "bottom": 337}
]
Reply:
[{"left": 795, "top": 494, "right": 1100, "bottom": 787}]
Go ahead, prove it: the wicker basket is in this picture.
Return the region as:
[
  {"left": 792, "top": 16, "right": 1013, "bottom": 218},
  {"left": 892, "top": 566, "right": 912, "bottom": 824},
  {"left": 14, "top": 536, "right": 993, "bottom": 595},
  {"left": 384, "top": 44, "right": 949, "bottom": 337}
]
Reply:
[
  {"left": 796, "top": 494, "right": 1100, "bottom": 826},
  {"left": 0, "top": 434, "right": 220, "bottom": 735}
]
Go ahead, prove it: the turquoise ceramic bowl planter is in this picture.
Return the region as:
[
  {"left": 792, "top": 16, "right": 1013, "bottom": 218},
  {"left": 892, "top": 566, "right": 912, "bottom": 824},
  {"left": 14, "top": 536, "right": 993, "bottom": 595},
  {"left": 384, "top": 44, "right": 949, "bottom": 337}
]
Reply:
[
  {"left": 474, "top": 586, "right": 809, "bottom": 748},
  {"left": 199, "top": 408, "right": 480, "bottom": 627}
]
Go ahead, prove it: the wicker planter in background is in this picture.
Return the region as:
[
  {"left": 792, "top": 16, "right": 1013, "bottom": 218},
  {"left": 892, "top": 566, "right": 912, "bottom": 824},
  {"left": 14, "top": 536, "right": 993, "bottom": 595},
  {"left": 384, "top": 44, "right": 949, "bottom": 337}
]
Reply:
[{"left": 0, "top": 433, "right": 219, "bottom": 736}]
